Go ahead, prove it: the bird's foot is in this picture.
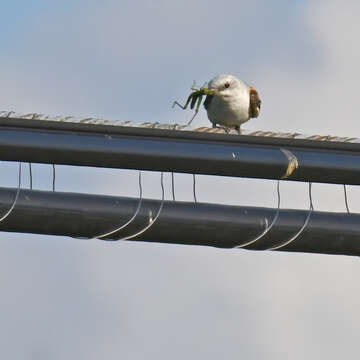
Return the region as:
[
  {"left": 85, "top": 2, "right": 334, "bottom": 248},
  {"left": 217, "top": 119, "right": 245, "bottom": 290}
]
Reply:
[{"left": 211, "top": 123, "right": 232, "bottom": 134}]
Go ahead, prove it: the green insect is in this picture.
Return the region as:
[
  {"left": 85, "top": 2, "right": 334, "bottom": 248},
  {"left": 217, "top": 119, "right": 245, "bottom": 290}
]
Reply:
[{"left": 172, "top": 81, "right": 214, "bottom": 126}]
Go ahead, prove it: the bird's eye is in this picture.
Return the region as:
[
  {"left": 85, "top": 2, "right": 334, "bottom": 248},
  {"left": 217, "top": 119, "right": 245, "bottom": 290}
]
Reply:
[{"left": 224, "top": 82, "right": 230, "bottom": 88}]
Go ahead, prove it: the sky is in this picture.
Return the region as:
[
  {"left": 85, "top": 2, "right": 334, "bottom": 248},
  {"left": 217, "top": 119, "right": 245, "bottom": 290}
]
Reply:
[{"left": 1, "top": 0, "right": 360, "bottom": 359}]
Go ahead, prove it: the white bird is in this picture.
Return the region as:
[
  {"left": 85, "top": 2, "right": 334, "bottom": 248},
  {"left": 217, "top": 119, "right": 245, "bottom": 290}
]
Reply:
[{"left": 204, "top": 74, "right": 261, "bottom": 133}]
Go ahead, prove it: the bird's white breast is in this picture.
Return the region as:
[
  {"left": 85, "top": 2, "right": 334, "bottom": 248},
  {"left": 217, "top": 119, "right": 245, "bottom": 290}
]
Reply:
[{"left": 207, "top": 82, "right": 250, "bottom": 127}]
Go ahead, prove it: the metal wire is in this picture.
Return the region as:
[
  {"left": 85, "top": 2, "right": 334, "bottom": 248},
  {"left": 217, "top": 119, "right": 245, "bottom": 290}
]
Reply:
[
  {"left": 28, "top": 163, "right": 33, "bottom": 190},
  {"left": 171, "top": 172, "right": 176, "bottom": 201},
  {"left": 95, "top": 171, "right": 143, "bottom": 240},
  {"left": 112, "top": 171, "right": 165, "bottom": 242},
  {"left": 343, "top": 184, "right": 350, "bottom": 214},
  {"left": 0, "top": 162, "right": 22, "bottom": 223},
  {"left": 266, "top": 182, "right": 313, "bottom": 251},
  {"left": 193, "top": 174, "right": 197, "bottom": 203},
  {"left": 52, "top": 164, "right": 56, "bottom": 191},
  {"left": 235, "top": 180, "right": 281, "bottom": 248}
]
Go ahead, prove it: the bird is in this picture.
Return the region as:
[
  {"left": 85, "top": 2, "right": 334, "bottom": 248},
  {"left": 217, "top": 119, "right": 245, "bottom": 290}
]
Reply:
[{"left": 203, "top": 74, "right": 261, "bottom": 133}]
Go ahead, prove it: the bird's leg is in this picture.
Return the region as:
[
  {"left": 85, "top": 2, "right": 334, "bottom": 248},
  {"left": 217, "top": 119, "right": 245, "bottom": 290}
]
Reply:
[{"left": 234, "top": 125, "right": 241, "bottom": 135}]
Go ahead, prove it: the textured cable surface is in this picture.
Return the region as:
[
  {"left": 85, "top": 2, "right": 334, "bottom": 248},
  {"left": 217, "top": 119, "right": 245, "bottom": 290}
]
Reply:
[{"left": 1, "top": 110, "right": 359, "bottom": 144}]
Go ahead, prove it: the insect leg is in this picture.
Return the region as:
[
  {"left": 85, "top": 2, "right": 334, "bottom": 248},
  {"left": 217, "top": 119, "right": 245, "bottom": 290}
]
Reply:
[
  {"left": 172, "top": 92, "right": 195, "bottom": 110},
  {"left": 187, "top": 94, "right": 203, "bottom": 126},
  {"left": 190, "top": 91, "right": 199, "bottom": 109}
]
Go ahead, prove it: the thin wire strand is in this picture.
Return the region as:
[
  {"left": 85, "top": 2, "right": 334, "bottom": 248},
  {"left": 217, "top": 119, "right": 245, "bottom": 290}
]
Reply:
[
  {"left": 343, "top": 184, "right": 350, "bottom": 214},
  {"left": 171, "top": 172, "right": 176, "bottom": 201},
  {"left": 52, "top": 164, "right": 56, "bottom": 191},
  {"left": 267, "top": 182, "right": 313, "bottom": 251},
  {"left": 193, "top": 174, "right": 197, "bottom": 203},
  {"left": 111, "top": 171, "right": 165, "bottom": 242},
  {"left": 235, "top": 180, "right": 281, "bottom": 248},
  {"left": 28, "top": 163, "right": 33, "bottom": 190},
  {"left": 95, "top": 171, "right": 143, "bottom": 240},
  {"left": 0, "top": 162, "right": 22, "bottom": 223}
]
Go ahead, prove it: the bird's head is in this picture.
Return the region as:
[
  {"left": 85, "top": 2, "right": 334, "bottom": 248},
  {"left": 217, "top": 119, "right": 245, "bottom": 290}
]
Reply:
[{"left": 207, "top": 74, "right": 243, "bottom": 97}]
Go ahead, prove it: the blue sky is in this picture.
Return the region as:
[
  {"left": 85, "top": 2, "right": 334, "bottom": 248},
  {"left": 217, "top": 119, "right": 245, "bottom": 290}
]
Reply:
[
  {"left": 1, "top": 1, "right": 360, "bottom": 359},
  {"left": 1, "top": 1, "right": 75, "bottom": 44},
  {"left": 1, "top": 0, "right": 320, "bottom": 122}
]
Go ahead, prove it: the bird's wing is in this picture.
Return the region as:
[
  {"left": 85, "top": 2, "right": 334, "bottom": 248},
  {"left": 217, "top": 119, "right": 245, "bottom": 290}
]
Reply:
[
  {"left": 203, "top": 94, "right": 213, "bottom": 110},
  {"left": 249, "top": 87, "right": 261, "bottom": 118}
]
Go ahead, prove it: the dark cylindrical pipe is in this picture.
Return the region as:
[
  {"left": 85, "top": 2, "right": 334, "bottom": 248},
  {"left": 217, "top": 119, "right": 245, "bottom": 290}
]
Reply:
[
  {"left": 0, "top": 187, "right": 359, "bottom": 256},
  {"left": 0, "top": 118, "right": 359, "bottom": 184}
]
